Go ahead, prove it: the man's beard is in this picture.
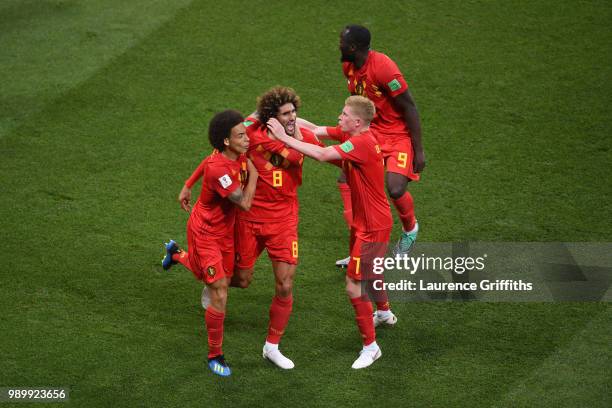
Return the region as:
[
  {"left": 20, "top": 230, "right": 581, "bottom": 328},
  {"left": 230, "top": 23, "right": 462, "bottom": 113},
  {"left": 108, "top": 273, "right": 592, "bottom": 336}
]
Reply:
[{"left": 340, "top": 52, "right": 355, "bottom": 62}]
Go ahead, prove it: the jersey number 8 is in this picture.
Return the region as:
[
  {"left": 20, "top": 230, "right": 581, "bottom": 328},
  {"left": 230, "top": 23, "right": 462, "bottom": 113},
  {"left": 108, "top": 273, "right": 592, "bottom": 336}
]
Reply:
[{"left": 273, "top": 170, "right": 283, "bottom": 187}]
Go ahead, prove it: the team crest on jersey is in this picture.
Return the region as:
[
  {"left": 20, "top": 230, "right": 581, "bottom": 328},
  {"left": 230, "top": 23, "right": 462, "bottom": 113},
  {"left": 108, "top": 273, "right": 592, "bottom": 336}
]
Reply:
[
  {"left": 340, "top": 141, "right": 354, "bottom": 153},
  {"left": 218, "top": 174, "right": 232, "bottom": 189},
  {"left": 207, "top": 266, "right": 216, "bottom": 277},
  {"left": 270, "top": 153, "right": 284, "bottom": 167}
]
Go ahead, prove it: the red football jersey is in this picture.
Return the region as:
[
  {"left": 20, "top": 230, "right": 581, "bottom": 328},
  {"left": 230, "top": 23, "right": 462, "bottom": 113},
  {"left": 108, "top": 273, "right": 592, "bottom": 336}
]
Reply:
[
  {"left": 185, "top": 152, "right": 246, "bottom": 237},
  {"left": 342, "top": 50, "right": 410, "bottom": 139},
  {"left": 329, "top": 127, "right": 393, "bottom": 232},
  {"left": 239, "top": 117, "right": 321, "bottom": 222}
]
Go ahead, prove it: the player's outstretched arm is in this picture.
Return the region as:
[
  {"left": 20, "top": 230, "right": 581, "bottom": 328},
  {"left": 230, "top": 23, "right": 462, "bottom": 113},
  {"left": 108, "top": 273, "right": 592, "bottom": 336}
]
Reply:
[
  {"left": 312, "top": 126, "right": 333, "bottom": 139},
  {"left": 228, "top": 159, "right": 258, "bottom": 211},
  {"left": 296, "top": 117, "right": 334, "bottom": 139},
  {"left": 296, "top": 117, "right": 317, "bottom": 131},
  {"left": 268, "top": 118, "right": 341, "bottom": 162},
  {"left": 395, "top": 90, "right": 425, "bottom": 173}
]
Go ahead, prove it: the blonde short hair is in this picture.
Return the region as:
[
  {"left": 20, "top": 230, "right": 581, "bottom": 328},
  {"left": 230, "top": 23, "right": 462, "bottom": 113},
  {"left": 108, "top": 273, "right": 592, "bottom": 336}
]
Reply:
[{"left": 345, "top": 95, "right": 375, "bottom": 124}]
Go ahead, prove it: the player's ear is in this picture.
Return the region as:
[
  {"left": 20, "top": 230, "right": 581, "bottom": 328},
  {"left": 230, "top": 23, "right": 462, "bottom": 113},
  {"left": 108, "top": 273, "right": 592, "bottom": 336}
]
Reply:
[{"left": 224, "top": 137, "right": 230, "bottom": 147}]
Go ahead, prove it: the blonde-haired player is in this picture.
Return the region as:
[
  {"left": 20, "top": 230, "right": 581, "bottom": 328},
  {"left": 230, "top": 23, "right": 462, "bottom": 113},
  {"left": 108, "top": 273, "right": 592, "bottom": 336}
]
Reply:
[{"left": 268, "top": 96, "right": 393, "bottom": 369}]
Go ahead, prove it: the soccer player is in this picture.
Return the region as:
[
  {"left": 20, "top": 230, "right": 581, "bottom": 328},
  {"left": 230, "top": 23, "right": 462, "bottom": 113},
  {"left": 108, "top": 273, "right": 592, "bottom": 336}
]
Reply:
[
  {"left": 161, "top": 110, "right": 258, "bottom": 377},
  {"left": 302, "top": 25, "right": 425, "bottom": 271},
  {"left": 221, "top": 86, "right": 321, "bottom": 370},
  {"left": 268, "top": 95, "right": 392, "bottom": 369}
]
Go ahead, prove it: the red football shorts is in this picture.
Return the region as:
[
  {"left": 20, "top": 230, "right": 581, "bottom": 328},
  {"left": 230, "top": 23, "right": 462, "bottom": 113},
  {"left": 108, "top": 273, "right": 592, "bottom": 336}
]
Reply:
[
  {"left": 186, "top": 217, "right": 234, "bottom": 285},
  {"left": 235, "top": 217, "right": 299, "bottom": 270},
  {"left": 346, "top": 228, "right": 391, "bottom": 281},
  {"left": 380, "top": 136, "right": 420, "bottom": 181}
]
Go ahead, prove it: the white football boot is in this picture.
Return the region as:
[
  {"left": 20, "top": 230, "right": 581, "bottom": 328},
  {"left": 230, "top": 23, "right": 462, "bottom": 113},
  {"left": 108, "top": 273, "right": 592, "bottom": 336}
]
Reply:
[
  {"left": 351, "top": 344, "right": 382, "bottom": 369},
  {"left": 263, "top": 343, "right": 295, "bottom": 369},
  {"left": 335, "top": 256, "right": 351, "bottom": 268},
  {"left": 373, "top": 310, "right": 398, "bottom": 327}
]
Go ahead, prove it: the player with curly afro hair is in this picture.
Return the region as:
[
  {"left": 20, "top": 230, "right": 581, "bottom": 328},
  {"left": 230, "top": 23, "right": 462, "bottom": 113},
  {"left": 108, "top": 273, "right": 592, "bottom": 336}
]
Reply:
[
  {"left": 255, "top": 86, "right": 301, "bottom": 135},
  {"left": 227, "top": 85, "right": 323, "bottom": 371}
]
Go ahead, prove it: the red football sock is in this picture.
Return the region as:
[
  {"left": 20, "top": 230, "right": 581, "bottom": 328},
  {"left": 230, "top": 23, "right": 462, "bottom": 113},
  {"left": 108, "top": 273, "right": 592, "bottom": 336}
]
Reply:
[
  {"left": 375, "top": 297, "right": 390, "bottom": 312},
  {"left": 266, "top": 295, "right": 293, "bottom": 344},
  {"left": 205, "top": 306, "right": 225, "bottom": 359},
  {"left": 338, "top": 182, "right": 353, "bottom": 229},
  {"left": 369, "top": 279, "right": 390, "bottom": 311},
  {"left": 172, "top": 251, "right": 194, "bottom": 272},
  {"left": 350, "top": 296, "right": 376, "bottom": 346},
  {"left": 392, "top": 191, "right": 416, "bottom": 232}
]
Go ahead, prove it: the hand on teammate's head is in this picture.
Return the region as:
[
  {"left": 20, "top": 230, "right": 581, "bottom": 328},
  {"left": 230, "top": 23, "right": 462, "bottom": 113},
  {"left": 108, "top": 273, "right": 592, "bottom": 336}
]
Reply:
[{"left": 266, "top": 118, "right": 286, "bottom": 140}]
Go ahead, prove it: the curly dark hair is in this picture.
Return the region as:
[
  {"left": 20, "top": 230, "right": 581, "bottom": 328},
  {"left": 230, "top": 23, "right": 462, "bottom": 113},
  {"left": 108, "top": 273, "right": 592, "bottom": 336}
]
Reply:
[
  {"left": 256, "top": 86, "right": 301, "bottom": 125},
  {"left": 208, "top": 109, "right": 244, "bottom": 151}
]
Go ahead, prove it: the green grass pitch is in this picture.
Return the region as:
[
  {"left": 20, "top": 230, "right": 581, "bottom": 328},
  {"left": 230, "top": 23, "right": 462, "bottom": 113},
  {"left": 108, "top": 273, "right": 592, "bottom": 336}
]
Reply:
[{"left": 1, "top": 0, "right": 610, "bottom": 407}]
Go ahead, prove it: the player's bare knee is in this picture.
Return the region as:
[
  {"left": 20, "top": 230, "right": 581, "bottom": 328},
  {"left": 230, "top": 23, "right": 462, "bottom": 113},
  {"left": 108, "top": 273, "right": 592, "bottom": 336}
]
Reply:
[
  {"left": 232, "top": 268, "right": 253, "bottom": 288},
  {"left": 275, "top": 280, "right": 293, "bottom": 297},
  {"left": 238, "top": 275, "right": 252, "bottom": 288},
  {"left": 214, "top": 297, "right": 227, "bottom": 311},
  {"left": 387, "top": 185, "right": 406, "bottom": 200},
  {"left": 345, "top": 277, "right": 362, "bottom": 298},
  {"left": 345, "top": 284, "right": 361, "bottom": 299},
  {"left": 209, "top": 285, "right": 228, "bottom": 311},
  {"left": 386, "top": 172, "right": 410, "bottom": 198}
]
